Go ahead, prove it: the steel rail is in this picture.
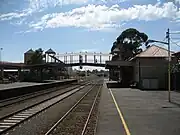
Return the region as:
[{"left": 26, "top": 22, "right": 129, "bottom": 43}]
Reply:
[
  {"left": 0, "top": 83, "right": 91, "bottom": 134},
  {"left": 81, "top": 85, "right": 102, "bottom": 135},
  {"left": 44, "top": 83, "right": 99, "bottom": 135}
]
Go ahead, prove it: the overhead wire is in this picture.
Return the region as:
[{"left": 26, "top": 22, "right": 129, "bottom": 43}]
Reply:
[
  {"left": 155, "top": 37, "right": 167, "bottom": 48},
  {"left": 170, "top": 30, "right": 180, "bottom": 48},
  {"left": 170, "top": 39, "right": 180, "bottom": 48},
  {"left": 148, "top": 37, "right": 168, "bottom": 55},
  {"left": 171, "top": 37, "right": 180, "bottom": 40},
  {"left": 170, "top": 32, "right": 180, "bottom": 34}
]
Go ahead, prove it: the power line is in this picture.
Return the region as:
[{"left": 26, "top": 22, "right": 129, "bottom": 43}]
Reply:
[
  {"left": 170, "top": 32, "right": 180, "bottom": 34},
  {"left": 170, "top": 39, "right": 180, "bottom": 48},
  {"left": 169, "top": 29, "right": 180, "bottom": 48},
  {"left": 157, "top": 37, "right": 168, "bottom": 48},
  {"left": 162, "top": 37, "right": 167, "bottom": 42},
  {"left": 171, "top": 38, "right": 180, "bottom": 40}
]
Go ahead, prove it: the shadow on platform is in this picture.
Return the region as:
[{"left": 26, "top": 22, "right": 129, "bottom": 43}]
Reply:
[
  {"left": 106, "top": 81, "right": 174, "bottom": 91},
  {"left": 170, "top": 101, "right": 180, "bottom": 108},
  {"left": 106, "top": 81, "right": 130, "bottom": 88}
]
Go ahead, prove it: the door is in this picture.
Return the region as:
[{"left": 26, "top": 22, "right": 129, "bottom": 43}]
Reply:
[
  {"left": 150, "top": 79, "right": 158, "bottom": 89},
  {"left": 142, "top": 78, "right": 158, "bottom": 89},
  {"left": 142, "top": 79, "right": 150, "bottom": 89}
]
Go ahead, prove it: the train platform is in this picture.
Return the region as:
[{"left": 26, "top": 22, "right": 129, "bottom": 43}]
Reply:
[
  {"left": 0, "top": 79, "right": 77, "bottom": 100},
  {"left": 0, "top": 79, "right": 75, "bottom": 91},
  {"left": 96, "top": 82, "right": 180, "bottom": 135},
  {"left": 0, "top": 82, "right": 44, "bottom": 91}
]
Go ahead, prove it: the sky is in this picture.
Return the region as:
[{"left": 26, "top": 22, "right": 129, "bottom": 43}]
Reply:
[{"left": 0, "top": 0, "right": 180, "bottom": 64}]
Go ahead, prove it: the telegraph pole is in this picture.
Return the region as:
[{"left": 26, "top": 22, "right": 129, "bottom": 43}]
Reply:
[
  {"left": 0, "top": 48, "right": 3, "bottom": 62},
  {"left": 146, "top": 28, "right": 174, "bottom": 102},
  {"left": 166, "top": 28, "right": 171, "bottom": 102}
]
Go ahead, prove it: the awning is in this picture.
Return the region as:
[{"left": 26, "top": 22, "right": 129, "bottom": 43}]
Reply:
[{"left": 105, "top": 60, "right": 133, "bottom": 69}]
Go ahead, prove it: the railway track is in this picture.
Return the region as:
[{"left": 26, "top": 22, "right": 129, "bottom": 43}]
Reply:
[
  {"left": 0, "top": 82, "right": 92, "bottom": 134},
  {"left": 0, "top": 81, "right": 88, "bottom": 108},
  {"left": 0, "top": 83, "right": 90, "bottom": 120},
  {"left": 45, "top": 82, "right": 102, "bottom": 135}
]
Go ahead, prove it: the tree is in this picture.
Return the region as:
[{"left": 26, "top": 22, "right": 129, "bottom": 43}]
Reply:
[
  {"left": 110, "top": 28, "right": 148, "bottom": 86},
  {"left": 111, "top": 41, "right": 117, "bottom": 53},
  {"left": 112, "top": 28, "right": 148, "bottom": 60},
  {"left": 24, "top": 48, "right": 46, "bottom": 82},
  {"left": 29, "top": 48, "right": 45, "bottom": 64}
]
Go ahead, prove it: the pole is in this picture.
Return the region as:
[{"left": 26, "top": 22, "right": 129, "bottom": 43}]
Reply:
[
  {"left": 0, "top": 48, "right": 2, "bottom": 62},
  {"left": 167, "top": 28, "right": 171, "bottom": 102}
]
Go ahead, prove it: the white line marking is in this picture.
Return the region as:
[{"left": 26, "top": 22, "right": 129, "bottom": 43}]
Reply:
[
  {"left": 20, "top": 112, "right": 33, "bottom": 114},
  {"left": 0, "top": 129, "right": 3, "bottom": 131},
  {"left": 0, "top": 123, "right": 16, "bottom": 125},
  {"left": 22, "top": 111, "right": 34, "bottom": 113},
  {"left": 28, "top": 109, "right": 39, "bottom": 112},
  {"left": 9, "top": 117, "right": 24, "bottom": 120},
  {"left": 4, "top": 120, "right": 20, "bottom": 123},
  {"left": 19, "top": 113, "right": 33, "bottom": 116},
  {"left": 13, "top": 115, "right": 29, "bottom": 118},
  {"left": 0, "top": 125, "right": 10, "bottom": 128}
]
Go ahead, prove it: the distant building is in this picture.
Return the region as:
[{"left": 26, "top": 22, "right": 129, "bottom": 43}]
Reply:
[
  {"left": 66, "top": 67, "right": 73, "bottom": 76},
  {"left": 106, "top": 45, "right": 177, "bottom": 89},
  {"left": 24, "top": 49, "right": 34, "bottom": 64},
  {"left": 45, "top": 48, "right": 56, "bottom": 63},
  {"left": 131, "top": 45, "right": 176, "bottom": 89}
]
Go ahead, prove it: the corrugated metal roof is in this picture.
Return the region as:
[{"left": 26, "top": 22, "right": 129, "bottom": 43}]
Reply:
[
  {"left": 136, "top": 45, "right": 174, "bottom": 57},
  {"left": 45, "top": 48, "right": 56, "bottom": 54},
  {"left": 25, "top": 49, "right": 34, "bottom": 54}
]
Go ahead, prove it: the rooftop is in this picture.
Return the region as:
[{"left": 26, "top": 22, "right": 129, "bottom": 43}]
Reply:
[
  {"left": 135, "top": 45, "right": 174, "bottom": 57},
  {"left": 25, "top": 49, "right": 34, "bottom": 54},
  {"left": 45, "top": 48, "right": 56, "bottom": 54}
]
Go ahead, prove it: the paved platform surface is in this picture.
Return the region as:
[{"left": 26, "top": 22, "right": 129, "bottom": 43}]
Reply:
[
  {"left": 96, "top": 83, "right": 180, "bottom": 135},
  {"left": 0, "top": 82, "right": 44, "bottom": 91},
  {"left": 0, "top": 79, "right": 74, "bottom": 91}
]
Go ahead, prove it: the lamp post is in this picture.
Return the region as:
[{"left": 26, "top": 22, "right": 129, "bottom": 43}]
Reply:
[
  {"left": 145, "top": 28, "right": 171, "bottom": 102},
  {"left": 0, "top": 48, "right": 3, "bottom": 62}
]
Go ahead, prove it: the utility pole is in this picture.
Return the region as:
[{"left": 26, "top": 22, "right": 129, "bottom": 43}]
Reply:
[
  {"left": 0, "top": 48, "right": 3, "bottom": 62},
  {"left": 166, "top": 28, "right": 171, "bottom": 102},
  {"left": 146, "top": 28, "right": 173, "bottom": 102}
]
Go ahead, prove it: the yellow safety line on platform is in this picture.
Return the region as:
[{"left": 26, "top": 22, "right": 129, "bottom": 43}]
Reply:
[{"left": 109, "top": 89, "right": 131, "bottom": 135}]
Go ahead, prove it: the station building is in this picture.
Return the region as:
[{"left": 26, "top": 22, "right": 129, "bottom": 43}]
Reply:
[{"left": 106, "top": 45, "right": 177, "bottom": 90}]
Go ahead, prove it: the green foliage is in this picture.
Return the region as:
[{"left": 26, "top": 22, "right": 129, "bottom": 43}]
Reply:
[
  {"left": 172, "top": 63, "right": 180, "bottom": 73},
  {"left": 111, "top": 41, "right": 117, "bottom": 53},
  {"left": 111, "top": 28, "right": 148, "bottom": 60},
  {"left": 29, "top": 48, "right": 45, "bottom": 64}
]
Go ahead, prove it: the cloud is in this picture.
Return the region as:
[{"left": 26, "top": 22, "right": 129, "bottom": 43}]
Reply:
[
  {"left": 27, "top": 0, "right": 90, "bottom": 11},
  {"left": 166, "top": 0, "right": 180, "bottom": 8},
  {"left": 15, "top": 29, "right": 34, "bottom": 34},
  {"left": 0, "top": 9, "right": 33, "bottom": 21},
  {"left": 1, "top": 1, "right": 180, "bottom": 32},
  {"left": 0, "top": 0, "right": 128, "bottom": 22},
  {"left": 175, "top": 0, "right": 180, "bottom": 3},
  {"left": 79, "top": 49, "right": 97, "bottom": 52},
  {"left": 29, "top": 2, "right": 180, "bottom": 31},
  {"left": 0, "top": 0, "right": 91, "bottom": 21},
  {"left": 27, "top": 0, "right": 129, "bottom": 11}
]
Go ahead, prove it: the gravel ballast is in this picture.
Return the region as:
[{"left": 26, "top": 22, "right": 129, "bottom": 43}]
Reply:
[
  {"left": 0, "top": 84, "right": 80, "bottom": 119},
  {"left": 49, "top": 85, "right": 102, "bottom": 135},
  {"left": 3, "top": 84, "right": 93, "bottom": 135}
]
